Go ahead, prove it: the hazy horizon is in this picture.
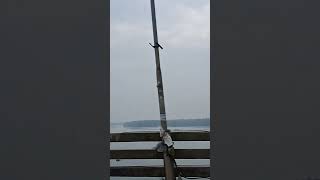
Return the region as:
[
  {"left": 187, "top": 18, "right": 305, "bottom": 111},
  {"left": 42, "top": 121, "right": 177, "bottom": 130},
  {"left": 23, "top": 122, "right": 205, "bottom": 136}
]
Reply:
[{"left": 110, "top": 117, "right": 211, "bottom": 124}]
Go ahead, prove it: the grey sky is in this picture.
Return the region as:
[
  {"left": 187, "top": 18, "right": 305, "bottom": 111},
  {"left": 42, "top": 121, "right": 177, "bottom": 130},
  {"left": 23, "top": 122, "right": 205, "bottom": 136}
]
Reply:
[{"left": 111, "top": 0, "right": 210, "bottom": 122}]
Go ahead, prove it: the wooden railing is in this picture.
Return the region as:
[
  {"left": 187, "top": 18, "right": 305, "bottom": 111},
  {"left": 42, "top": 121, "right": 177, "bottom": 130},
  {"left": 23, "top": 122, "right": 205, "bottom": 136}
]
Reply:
[{"left": 110, "top": 131, "right": 210, "bottom": 178}]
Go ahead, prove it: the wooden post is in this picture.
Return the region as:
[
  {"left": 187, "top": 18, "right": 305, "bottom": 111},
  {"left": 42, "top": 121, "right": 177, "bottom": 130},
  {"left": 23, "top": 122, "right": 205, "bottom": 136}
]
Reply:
[{"left": 149, "top": 0, "right": 176, "bottom": 179}]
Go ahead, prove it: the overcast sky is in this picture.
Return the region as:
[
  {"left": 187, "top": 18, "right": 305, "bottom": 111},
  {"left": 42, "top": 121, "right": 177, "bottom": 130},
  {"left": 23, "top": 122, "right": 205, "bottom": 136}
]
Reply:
[{"left": 111, "top": 0, "right": 210, "bottom": 123}]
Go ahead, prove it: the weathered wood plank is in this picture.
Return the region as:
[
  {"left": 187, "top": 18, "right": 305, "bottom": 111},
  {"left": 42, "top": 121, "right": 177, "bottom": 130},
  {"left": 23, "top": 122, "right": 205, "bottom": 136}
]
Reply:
[
  {"left": 111, "top": 149, "right": 209, "bottom": 159},
  {"left": 110, "top": 165, "right": 210, "bottom": 177},
  {"left": 110, "top": 131, "right": 210, "bottom": 142}
]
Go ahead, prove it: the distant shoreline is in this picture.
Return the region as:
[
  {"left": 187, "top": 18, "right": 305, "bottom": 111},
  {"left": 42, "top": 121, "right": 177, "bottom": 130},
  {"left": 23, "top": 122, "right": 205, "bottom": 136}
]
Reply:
[{"left": 122, "top": 118, "right": 210, "bottom": 128}]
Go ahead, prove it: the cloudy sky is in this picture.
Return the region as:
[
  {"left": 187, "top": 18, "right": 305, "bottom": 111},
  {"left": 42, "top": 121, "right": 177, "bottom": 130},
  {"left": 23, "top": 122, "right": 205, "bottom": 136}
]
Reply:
[{"left": 111, "top": 0, "right": 210, "bottom": 122}]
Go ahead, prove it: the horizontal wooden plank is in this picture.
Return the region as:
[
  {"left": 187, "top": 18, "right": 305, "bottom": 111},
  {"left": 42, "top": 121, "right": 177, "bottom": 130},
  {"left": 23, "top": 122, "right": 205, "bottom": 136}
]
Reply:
[
  {"left": 111, "top": 149, "right": 209, "bottom": 159},
  {"left": 110, "top": 165, "right": 210, "bottom": 177},
  {"left": 110, "top": 131, "right": 210, "bottom": 142}
]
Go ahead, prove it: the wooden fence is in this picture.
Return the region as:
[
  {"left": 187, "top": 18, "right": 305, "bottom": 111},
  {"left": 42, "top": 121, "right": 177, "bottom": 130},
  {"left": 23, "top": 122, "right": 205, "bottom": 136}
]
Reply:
[{"left": 110, "top": 131, "right": 210, "bottom": 178}]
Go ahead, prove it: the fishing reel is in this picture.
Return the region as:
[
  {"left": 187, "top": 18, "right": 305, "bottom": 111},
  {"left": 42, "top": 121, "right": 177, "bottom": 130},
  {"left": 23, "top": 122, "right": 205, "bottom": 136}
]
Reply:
[
  {"left": 155, "top": 141, "right": 175, "bottom": 157},
  {"left": 155, "top": 130, "right": 175, "bottom": 158}
]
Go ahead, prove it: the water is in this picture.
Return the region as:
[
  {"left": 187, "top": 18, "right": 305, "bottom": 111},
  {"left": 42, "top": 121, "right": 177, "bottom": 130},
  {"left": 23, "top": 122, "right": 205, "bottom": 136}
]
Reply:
[{"left": 110, "top": 123, "right": 210, "bottom": 180}]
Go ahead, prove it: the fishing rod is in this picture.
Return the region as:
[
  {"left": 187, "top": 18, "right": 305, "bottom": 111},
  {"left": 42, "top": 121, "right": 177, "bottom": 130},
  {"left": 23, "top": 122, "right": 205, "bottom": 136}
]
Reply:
[{"left": 149, "top": 0, "right": 176, "bottom": 179}]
